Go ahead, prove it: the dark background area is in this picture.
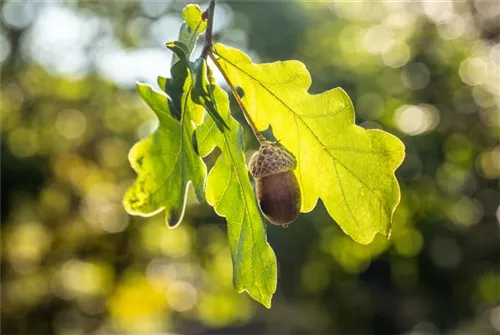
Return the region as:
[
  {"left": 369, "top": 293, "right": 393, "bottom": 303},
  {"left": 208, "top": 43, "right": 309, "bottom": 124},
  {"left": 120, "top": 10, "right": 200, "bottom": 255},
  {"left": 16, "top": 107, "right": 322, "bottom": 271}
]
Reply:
[{"left": 1, "top": 1, "right": 499, "bottom": 334}]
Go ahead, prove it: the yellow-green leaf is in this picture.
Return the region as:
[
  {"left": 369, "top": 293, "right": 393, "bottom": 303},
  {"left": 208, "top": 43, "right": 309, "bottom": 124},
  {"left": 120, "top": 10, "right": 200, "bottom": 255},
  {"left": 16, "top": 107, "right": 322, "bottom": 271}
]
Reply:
[
  {"left": 195, "top": 85, "right": 277, "bottom": 308},
  {"left": 214, "top": 43, "right": 405, "bottom": 244},
  {"left": 192, "top": 58, "right": 230, "bottom": 132},
  {"left": 123, "top": 79, "right": 206, "bottom": 227},
  {"left": 183, "top": 4, "right": 207, "bottom": 37},
  {"left": 172, "top": 4, "right": 207, "bottom": 66}
]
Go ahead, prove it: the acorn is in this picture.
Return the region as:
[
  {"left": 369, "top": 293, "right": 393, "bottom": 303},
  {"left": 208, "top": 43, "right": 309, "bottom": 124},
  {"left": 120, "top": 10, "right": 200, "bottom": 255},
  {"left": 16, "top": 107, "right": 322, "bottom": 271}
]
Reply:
[{"left": 249, "top": 142, "right": 301, "bottom": 226}]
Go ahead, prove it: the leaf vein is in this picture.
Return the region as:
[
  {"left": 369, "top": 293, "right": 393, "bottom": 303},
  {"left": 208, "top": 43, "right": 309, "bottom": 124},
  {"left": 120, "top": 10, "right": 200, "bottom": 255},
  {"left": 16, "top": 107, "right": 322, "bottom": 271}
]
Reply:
[
  {"left": 333, "top": 159, "right": 362, "bottom": 237},
  {"left": 220, "top": 55, "right": 386, "bottom": 206}
]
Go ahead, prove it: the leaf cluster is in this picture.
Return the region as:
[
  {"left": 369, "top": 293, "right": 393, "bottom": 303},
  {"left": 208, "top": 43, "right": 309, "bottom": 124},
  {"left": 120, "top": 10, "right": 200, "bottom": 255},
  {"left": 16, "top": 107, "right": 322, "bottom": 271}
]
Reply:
[
  {"left": 123, "top": 5, "right": 277, "bottom": 307},
  {"left": 123, "top": 4, "right": 405, "bottom": 307}
]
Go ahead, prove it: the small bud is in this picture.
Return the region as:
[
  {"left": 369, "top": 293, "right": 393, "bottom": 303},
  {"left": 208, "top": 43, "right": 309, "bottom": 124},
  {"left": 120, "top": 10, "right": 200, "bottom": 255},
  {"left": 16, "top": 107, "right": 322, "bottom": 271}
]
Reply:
[{"left": 249, "top": 142, "right": 301, "bottom": 226}]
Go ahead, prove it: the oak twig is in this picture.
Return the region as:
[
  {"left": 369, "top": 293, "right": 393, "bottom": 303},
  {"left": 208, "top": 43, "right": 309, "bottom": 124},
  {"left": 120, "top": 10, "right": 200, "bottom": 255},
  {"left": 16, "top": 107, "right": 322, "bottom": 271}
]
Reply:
[
  {"left": 202, "top": 0, "right": 216, "bottom": 59},
  {"left": 202, "top": 0, "right": 266, "bottom": 144}
]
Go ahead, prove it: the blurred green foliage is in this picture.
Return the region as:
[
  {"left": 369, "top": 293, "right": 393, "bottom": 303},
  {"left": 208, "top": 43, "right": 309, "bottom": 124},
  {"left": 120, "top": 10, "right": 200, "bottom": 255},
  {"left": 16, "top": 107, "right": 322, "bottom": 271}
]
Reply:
[{"left": 1, "top": 1, "right": 499, "bottom": 334}]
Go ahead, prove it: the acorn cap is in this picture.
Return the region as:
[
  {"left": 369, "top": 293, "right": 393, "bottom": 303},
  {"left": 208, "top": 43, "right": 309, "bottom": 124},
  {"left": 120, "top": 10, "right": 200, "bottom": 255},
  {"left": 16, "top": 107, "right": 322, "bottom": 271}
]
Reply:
[{"left": 249, "top": 142, "right": 297, "bottom": 178}]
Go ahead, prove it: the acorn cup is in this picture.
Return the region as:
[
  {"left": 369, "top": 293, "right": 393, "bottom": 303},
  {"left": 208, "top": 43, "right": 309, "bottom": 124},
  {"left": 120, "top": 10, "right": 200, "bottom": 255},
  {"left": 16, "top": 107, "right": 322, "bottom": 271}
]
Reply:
[{"left": 249, "top": 142, "right": 301, "bottom": 226}]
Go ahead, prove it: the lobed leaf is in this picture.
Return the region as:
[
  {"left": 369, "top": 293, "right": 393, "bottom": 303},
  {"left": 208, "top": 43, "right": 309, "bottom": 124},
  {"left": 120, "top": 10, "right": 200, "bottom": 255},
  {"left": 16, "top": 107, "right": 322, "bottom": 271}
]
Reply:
[
  {"left": 123, "top": 79, "right": 206, "bottom": 227},
  {"left": 172, "top": 4, "right": 207, "bottom": 66},
  {"left": 214, "top": 43, "right": 406, "bottom": 244},
  {"left": 192, "top": 58, "right": 230, "bottom": 131},
  {"left": 195, "top": 84, "right": 277, "bottom": 308}
]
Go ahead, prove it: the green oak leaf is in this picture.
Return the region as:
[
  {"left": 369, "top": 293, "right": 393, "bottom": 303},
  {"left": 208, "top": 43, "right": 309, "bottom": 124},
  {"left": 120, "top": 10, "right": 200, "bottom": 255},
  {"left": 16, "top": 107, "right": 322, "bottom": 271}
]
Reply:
[
  {"left": 123, "top": 76, "right": 206, "bottom": 227},
  {"left": 172, "top": 4, "right": 207, "bottom": 66},
  {"left": 195, "top": 83, "right": 277, "bottom": 308},
  {"left": 192, "top": 58, "right": 230, "bottom": 131},
  {"left": 214, "top": 43, "right": 405, "bottom": 245},
  {"left": 159, "top": 4, "right": 207, "bottom": 120},
  {"left": 168, "top": 40, "right": 229, "bottom": 131},
  {"left": 158, "top": 42, "right": 198, "bottom": 122}
]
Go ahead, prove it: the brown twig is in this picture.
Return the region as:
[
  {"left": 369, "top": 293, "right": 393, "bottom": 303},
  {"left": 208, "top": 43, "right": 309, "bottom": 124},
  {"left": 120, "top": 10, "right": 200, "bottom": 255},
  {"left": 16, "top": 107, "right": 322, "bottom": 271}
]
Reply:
[{"left": 201, "top": 0, "right": 216, "bottom": 59}]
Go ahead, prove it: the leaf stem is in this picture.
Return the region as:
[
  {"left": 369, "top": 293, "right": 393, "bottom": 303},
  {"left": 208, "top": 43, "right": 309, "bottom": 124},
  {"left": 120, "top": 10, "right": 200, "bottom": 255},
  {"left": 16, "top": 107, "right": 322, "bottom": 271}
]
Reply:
[
  {"left": 208, "top": 50, "right": 267, "bottom": 144},
  {"left": 202, "top": 0, "right": 216, "bottom": 59}
]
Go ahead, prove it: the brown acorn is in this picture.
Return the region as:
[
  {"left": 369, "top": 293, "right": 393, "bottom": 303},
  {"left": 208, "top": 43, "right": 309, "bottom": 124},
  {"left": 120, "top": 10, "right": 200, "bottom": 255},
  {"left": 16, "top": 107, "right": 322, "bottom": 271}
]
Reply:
[{"left": 249, "top": 142, "right": 301, "bottom": 226}]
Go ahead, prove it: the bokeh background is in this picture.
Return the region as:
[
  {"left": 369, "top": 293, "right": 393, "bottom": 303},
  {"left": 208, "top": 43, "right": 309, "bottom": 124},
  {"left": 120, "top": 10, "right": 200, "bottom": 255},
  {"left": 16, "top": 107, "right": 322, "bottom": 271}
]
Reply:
[{"left": 1, "top": 0, "right": 499, "bottom": 334}]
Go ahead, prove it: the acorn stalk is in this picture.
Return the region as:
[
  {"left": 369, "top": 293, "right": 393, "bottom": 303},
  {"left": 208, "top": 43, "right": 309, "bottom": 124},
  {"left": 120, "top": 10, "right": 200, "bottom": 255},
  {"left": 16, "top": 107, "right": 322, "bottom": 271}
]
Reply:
[{"left": 249, "top": 142, "right": 301, "bottom": 226}]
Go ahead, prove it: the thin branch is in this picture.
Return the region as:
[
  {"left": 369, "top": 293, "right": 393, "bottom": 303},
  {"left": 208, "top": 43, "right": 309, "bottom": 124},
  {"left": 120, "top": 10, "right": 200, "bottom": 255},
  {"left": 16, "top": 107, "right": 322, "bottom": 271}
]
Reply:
[
  {"left": 208, "top": 50, "right": 267, "bottom": 145},
  {"left": 202, "top": 0, "right": 216, "bottom": 59},
  {"left": 202, "top": 0, "right": 266, "bottom": 144}
]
